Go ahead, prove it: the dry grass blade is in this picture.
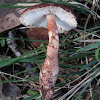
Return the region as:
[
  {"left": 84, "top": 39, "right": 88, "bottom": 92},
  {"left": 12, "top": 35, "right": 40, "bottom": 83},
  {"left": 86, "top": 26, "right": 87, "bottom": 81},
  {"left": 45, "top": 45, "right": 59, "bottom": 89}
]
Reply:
[
  {"left": 15, "top": 3, "right": 40, "bottom": 6},
  {"left": 78, "top": 39, "right": 100, "bottom": 42},
  {"left": 84, "top": 0, "right": 98, "bottom": 29}
]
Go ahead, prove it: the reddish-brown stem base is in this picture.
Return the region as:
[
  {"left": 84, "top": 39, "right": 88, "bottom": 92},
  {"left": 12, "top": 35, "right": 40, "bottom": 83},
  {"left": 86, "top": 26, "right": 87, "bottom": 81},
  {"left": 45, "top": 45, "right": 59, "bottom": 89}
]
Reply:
[{"left": 39, "top": 15, "right": 59, "bottom": 100}]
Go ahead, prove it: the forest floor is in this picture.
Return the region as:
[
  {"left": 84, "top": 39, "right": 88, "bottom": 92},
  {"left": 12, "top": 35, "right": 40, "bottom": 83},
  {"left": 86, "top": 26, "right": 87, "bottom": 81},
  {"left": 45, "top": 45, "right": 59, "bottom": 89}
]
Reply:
[{"left": 0, "top": 0, "right": 100, "bottom": 100}]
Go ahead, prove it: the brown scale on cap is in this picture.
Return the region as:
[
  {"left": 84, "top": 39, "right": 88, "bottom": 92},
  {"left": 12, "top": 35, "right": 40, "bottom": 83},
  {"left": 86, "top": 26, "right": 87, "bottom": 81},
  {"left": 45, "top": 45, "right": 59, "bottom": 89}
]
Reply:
[{"left": 20, "top": 3, "right": 74, "bottom": 17}]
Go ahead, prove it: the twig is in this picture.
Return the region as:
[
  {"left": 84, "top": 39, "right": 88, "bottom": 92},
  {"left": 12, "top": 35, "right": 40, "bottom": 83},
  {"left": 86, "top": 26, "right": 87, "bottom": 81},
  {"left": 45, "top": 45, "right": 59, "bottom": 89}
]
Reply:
[
  {"left": 0, "top": 71, "right": 26, "bottom": 81},
  {"left": 84, "top": 0, "right": 96, "bottom": 29},
  {"left": 6, "top": 31, "right": 21, "bottom": 57}
]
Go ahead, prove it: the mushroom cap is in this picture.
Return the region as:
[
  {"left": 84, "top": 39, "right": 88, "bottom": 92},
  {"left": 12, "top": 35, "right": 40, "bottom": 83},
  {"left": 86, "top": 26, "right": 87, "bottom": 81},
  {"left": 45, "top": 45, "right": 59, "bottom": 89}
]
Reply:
[{"left": 19, "top": 3, "right": 77, "bottom": 33}]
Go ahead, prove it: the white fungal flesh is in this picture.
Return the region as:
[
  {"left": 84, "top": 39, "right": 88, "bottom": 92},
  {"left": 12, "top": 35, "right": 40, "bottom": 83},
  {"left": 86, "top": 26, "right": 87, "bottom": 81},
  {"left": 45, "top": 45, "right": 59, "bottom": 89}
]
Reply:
[
  {"left": 48, "top": 31, "right": 52, "bottom": 43},
  {"left": 20, "top": 6, "right": 77, "bottom": 33}
]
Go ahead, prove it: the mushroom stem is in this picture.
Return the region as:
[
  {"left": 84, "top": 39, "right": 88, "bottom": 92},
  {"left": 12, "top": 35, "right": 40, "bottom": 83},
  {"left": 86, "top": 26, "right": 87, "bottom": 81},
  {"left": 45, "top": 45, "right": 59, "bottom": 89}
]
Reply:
[{"left": 40, "top": 14, "right": 59, "bottom": 100}]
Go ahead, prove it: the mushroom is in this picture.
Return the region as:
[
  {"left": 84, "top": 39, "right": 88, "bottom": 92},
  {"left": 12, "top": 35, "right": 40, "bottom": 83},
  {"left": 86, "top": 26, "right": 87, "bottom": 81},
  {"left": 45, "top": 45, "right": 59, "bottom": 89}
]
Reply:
[{"left": 19, "top": 3, "right": 77, "bottom": 100}]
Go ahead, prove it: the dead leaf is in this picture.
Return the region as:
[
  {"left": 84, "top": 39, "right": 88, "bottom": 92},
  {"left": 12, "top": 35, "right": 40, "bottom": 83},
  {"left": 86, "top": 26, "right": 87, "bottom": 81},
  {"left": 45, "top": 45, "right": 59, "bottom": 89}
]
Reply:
[
  {"left": 0, "top": 76, "right": 11, "bottom": 100},
  {"left": 0, "top": 0, "right": 31, "bottom": 18},
  {"left": 0, "top": 13, "right": 21, "bottom": 33},
  {"left": 27, "top": 28, "right": 48, "bottom": 47},
  {"left": 2, "top": 83, "right": 21, "bottom": 97},
  {"left": 58, "top": 78, "right": 66, "bottom": 83},
  {"left": 0, "top": 0, "right": 41, "bottom": 33}
]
